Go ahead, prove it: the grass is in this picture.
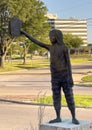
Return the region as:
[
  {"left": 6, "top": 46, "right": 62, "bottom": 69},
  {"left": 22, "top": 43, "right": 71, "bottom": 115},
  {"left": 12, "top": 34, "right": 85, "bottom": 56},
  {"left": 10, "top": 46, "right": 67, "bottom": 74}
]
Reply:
[
  {"left": 35, "top": 95, "right": 92, "bottom": 107},
  {"left": 0, "top": 58, "right": 50, "bottom": 72},
  {"left": 71, "top": 54, "right": 92, "bottom": 64},
  {"left": 0, "top": 54, "right": 92, "bottom": 72},
  {"left": 81, "top": 75, "right": 92, "bottom": 82},
  {"left": 78, "top": 84, "right": 92, "bottom": 87}
]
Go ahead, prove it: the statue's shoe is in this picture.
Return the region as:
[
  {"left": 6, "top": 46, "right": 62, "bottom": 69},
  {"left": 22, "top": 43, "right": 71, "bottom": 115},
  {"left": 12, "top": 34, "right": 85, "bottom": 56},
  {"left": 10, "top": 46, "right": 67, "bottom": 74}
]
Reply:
[
  {"left": 72, "top": 118, "right": 80, "bottom": 125},
  {"left": 49, "top": 118, "right": 62, "bottom": 123}
]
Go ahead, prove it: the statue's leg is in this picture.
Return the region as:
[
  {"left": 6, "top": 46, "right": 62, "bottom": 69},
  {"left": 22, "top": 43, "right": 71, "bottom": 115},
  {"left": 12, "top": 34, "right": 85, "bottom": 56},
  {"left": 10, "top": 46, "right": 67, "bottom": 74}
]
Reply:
[
  {"left": 62, "top": 85, "right": 79, "bottom": 124},
  {"left": 49, "top": 81, "right": 61, "bottom": 123}
]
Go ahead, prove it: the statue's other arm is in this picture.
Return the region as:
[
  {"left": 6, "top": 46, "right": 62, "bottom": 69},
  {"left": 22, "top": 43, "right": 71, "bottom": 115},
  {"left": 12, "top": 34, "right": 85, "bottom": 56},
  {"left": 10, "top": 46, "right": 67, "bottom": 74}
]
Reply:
[{"left": 21, "top": 30, "right": 50, "bottom": 50}]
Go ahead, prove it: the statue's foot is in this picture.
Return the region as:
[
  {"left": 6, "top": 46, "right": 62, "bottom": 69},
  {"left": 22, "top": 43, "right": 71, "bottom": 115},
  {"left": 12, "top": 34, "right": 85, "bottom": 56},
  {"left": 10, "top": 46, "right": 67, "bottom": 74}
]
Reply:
[
  {"left": 49, "top": 118, "right": 61, "bottom": 123},
  {"left": 72, "top": 118, "right": 80, "bottom": 125}
]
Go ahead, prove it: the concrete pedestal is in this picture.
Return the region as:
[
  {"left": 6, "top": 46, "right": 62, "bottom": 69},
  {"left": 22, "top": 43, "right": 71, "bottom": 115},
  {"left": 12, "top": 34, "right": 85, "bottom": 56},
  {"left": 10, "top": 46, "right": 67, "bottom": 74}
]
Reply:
[{"left": 40, "top": 119, "right": 92, "bottom": 130}]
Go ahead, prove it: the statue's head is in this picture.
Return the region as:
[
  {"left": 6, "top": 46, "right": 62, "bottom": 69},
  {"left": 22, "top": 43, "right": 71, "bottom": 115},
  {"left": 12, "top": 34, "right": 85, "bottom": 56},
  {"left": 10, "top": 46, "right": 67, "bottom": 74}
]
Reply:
[{"left": 49, "top": 29, "right": 63, "bottom": 45}]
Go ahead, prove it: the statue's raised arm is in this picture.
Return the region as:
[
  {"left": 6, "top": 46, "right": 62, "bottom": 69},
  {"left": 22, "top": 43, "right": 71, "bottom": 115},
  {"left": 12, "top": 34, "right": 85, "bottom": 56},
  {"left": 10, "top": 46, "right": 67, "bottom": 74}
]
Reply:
[
  {"left": 9, "top": 17, "right": 50, "bottom": 50},
  {"left": 21, "top": 30, "right": 49, "bottom": 50}
]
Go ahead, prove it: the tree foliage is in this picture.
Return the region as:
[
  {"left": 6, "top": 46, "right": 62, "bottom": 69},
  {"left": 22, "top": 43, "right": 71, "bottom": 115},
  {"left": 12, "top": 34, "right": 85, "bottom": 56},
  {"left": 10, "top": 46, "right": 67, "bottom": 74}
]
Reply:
[
  {"left": 63, "top": 33, "right": 83, "bottom": 49},
  {"left": 0, "top": 0, "right": 50, "bottom": 67}
]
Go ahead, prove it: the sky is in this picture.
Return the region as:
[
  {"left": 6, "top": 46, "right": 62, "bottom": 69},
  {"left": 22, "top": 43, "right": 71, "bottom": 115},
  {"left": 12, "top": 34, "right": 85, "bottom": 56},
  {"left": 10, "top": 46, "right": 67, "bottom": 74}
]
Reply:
[{"left": 41, "top": 0, "right": 92, "bottom": 43}]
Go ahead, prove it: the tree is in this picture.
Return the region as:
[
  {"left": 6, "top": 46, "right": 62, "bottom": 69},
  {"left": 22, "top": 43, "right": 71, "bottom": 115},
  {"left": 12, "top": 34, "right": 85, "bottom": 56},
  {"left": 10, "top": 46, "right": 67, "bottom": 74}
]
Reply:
[
  {"left": 63, "top": 33, "right": 83, "bottom": 49},
  {"left": 0, "top": 3, "right": 13, "bottom": 68},
  {"left": 19, "top": 0, "right": 50, "bottom": 64},
  {"left": 0, "top": 0, "right": 50, "bottom": 67},
  {"left": 63, "top": 33, "right": 73, "bottom": 48},
  {"left": 6, "top": 42, "right": 23, "bottom": 60},
  {"left": 70, "top": 36, "right": 83, "bottom": 49}
]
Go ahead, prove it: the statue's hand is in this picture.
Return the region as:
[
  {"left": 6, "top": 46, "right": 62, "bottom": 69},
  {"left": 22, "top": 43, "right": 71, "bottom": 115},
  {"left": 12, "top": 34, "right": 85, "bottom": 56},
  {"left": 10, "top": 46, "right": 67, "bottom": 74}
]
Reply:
[{"left": 68, "top": 76, "right": 74, "bottom": 87}]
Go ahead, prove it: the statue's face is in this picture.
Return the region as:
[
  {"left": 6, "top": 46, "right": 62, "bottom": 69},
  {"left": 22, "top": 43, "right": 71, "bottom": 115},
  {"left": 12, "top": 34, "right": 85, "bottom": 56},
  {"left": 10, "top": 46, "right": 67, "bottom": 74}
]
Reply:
[{"left": 49, "top": 33, "right": 57, "bottom": 44}]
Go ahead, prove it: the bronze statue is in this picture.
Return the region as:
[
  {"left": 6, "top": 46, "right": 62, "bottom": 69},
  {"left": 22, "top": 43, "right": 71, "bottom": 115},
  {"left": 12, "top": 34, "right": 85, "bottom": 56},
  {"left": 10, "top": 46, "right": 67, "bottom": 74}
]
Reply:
[{"left": 9, "top": 17, "right": 79, "bottom": 124}]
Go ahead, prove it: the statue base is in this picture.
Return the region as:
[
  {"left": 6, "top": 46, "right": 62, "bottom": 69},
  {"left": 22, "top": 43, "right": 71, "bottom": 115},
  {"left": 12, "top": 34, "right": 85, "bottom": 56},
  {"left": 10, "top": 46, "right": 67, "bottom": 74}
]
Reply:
[{"left": 40, "top": 119, "right": 92, "bottom": 130}]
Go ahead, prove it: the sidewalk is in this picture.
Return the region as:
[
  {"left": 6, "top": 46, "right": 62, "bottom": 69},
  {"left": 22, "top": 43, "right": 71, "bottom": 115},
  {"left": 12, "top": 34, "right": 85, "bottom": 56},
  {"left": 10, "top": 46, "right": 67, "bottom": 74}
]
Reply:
[{"left": 0, "top": 103, "right": 91, "bottom": 130}]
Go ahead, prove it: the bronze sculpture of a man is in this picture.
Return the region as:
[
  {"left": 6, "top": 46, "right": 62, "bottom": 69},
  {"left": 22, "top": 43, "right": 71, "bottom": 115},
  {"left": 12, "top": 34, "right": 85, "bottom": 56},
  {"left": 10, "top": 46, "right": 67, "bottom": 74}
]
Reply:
[{"left": 21, "top": 29, "right": 79, "bottom": 124}]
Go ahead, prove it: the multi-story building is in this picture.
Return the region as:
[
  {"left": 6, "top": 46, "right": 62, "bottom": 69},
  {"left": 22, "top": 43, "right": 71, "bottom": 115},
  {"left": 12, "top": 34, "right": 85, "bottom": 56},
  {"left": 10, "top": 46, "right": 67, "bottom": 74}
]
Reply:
[{"left": 47, "top": 15, "right": 87, "bottom": 45}]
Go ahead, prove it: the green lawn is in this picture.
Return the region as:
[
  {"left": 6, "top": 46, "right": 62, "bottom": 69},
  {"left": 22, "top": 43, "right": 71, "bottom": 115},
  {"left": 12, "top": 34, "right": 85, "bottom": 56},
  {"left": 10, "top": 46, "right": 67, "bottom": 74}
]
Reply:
[
  {"left": 81, "top": 75, "right": 92, "bottom": 82},
  {"left": 0, "top": 55, "right": 92, "bottom": 87},
  {"left": 35, "top": 95, "right": 92, "bottom": 107},
  {"left": 0, "top": 58, "right": 50, "bottom": 72},
  {"left": 71, "top": 54, "right": 92, "bottom": 64},
  {"left": 0, "top": 54, "right": 92, "bottom": 72}
]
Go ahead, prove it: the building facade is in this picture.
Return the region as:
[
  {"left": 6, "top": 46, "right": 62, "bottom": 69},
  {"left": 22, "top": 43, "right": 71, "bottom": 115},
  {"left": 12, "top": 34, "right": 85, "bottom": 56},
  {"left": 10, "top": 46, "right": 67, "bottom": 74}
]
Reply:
[{"left": 47, "top": 16, "right": 88, "bottom": 45}]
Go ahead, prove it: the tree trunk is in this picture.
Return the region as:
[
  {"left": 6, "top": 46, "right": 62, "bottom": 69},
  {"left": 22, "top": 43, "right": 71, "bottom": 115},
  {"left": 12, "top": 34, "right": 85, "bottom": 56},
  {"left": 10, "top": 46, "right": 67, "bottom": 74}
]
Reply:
[
  {"left": 23, "top": 45, "right": 27, "bottom": 65},
  {"left": 23, "top": 53, "right": 26, "bottom": 65},
  {"left": 0, "top": 55, "right": 5, "bottom": 68}
]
